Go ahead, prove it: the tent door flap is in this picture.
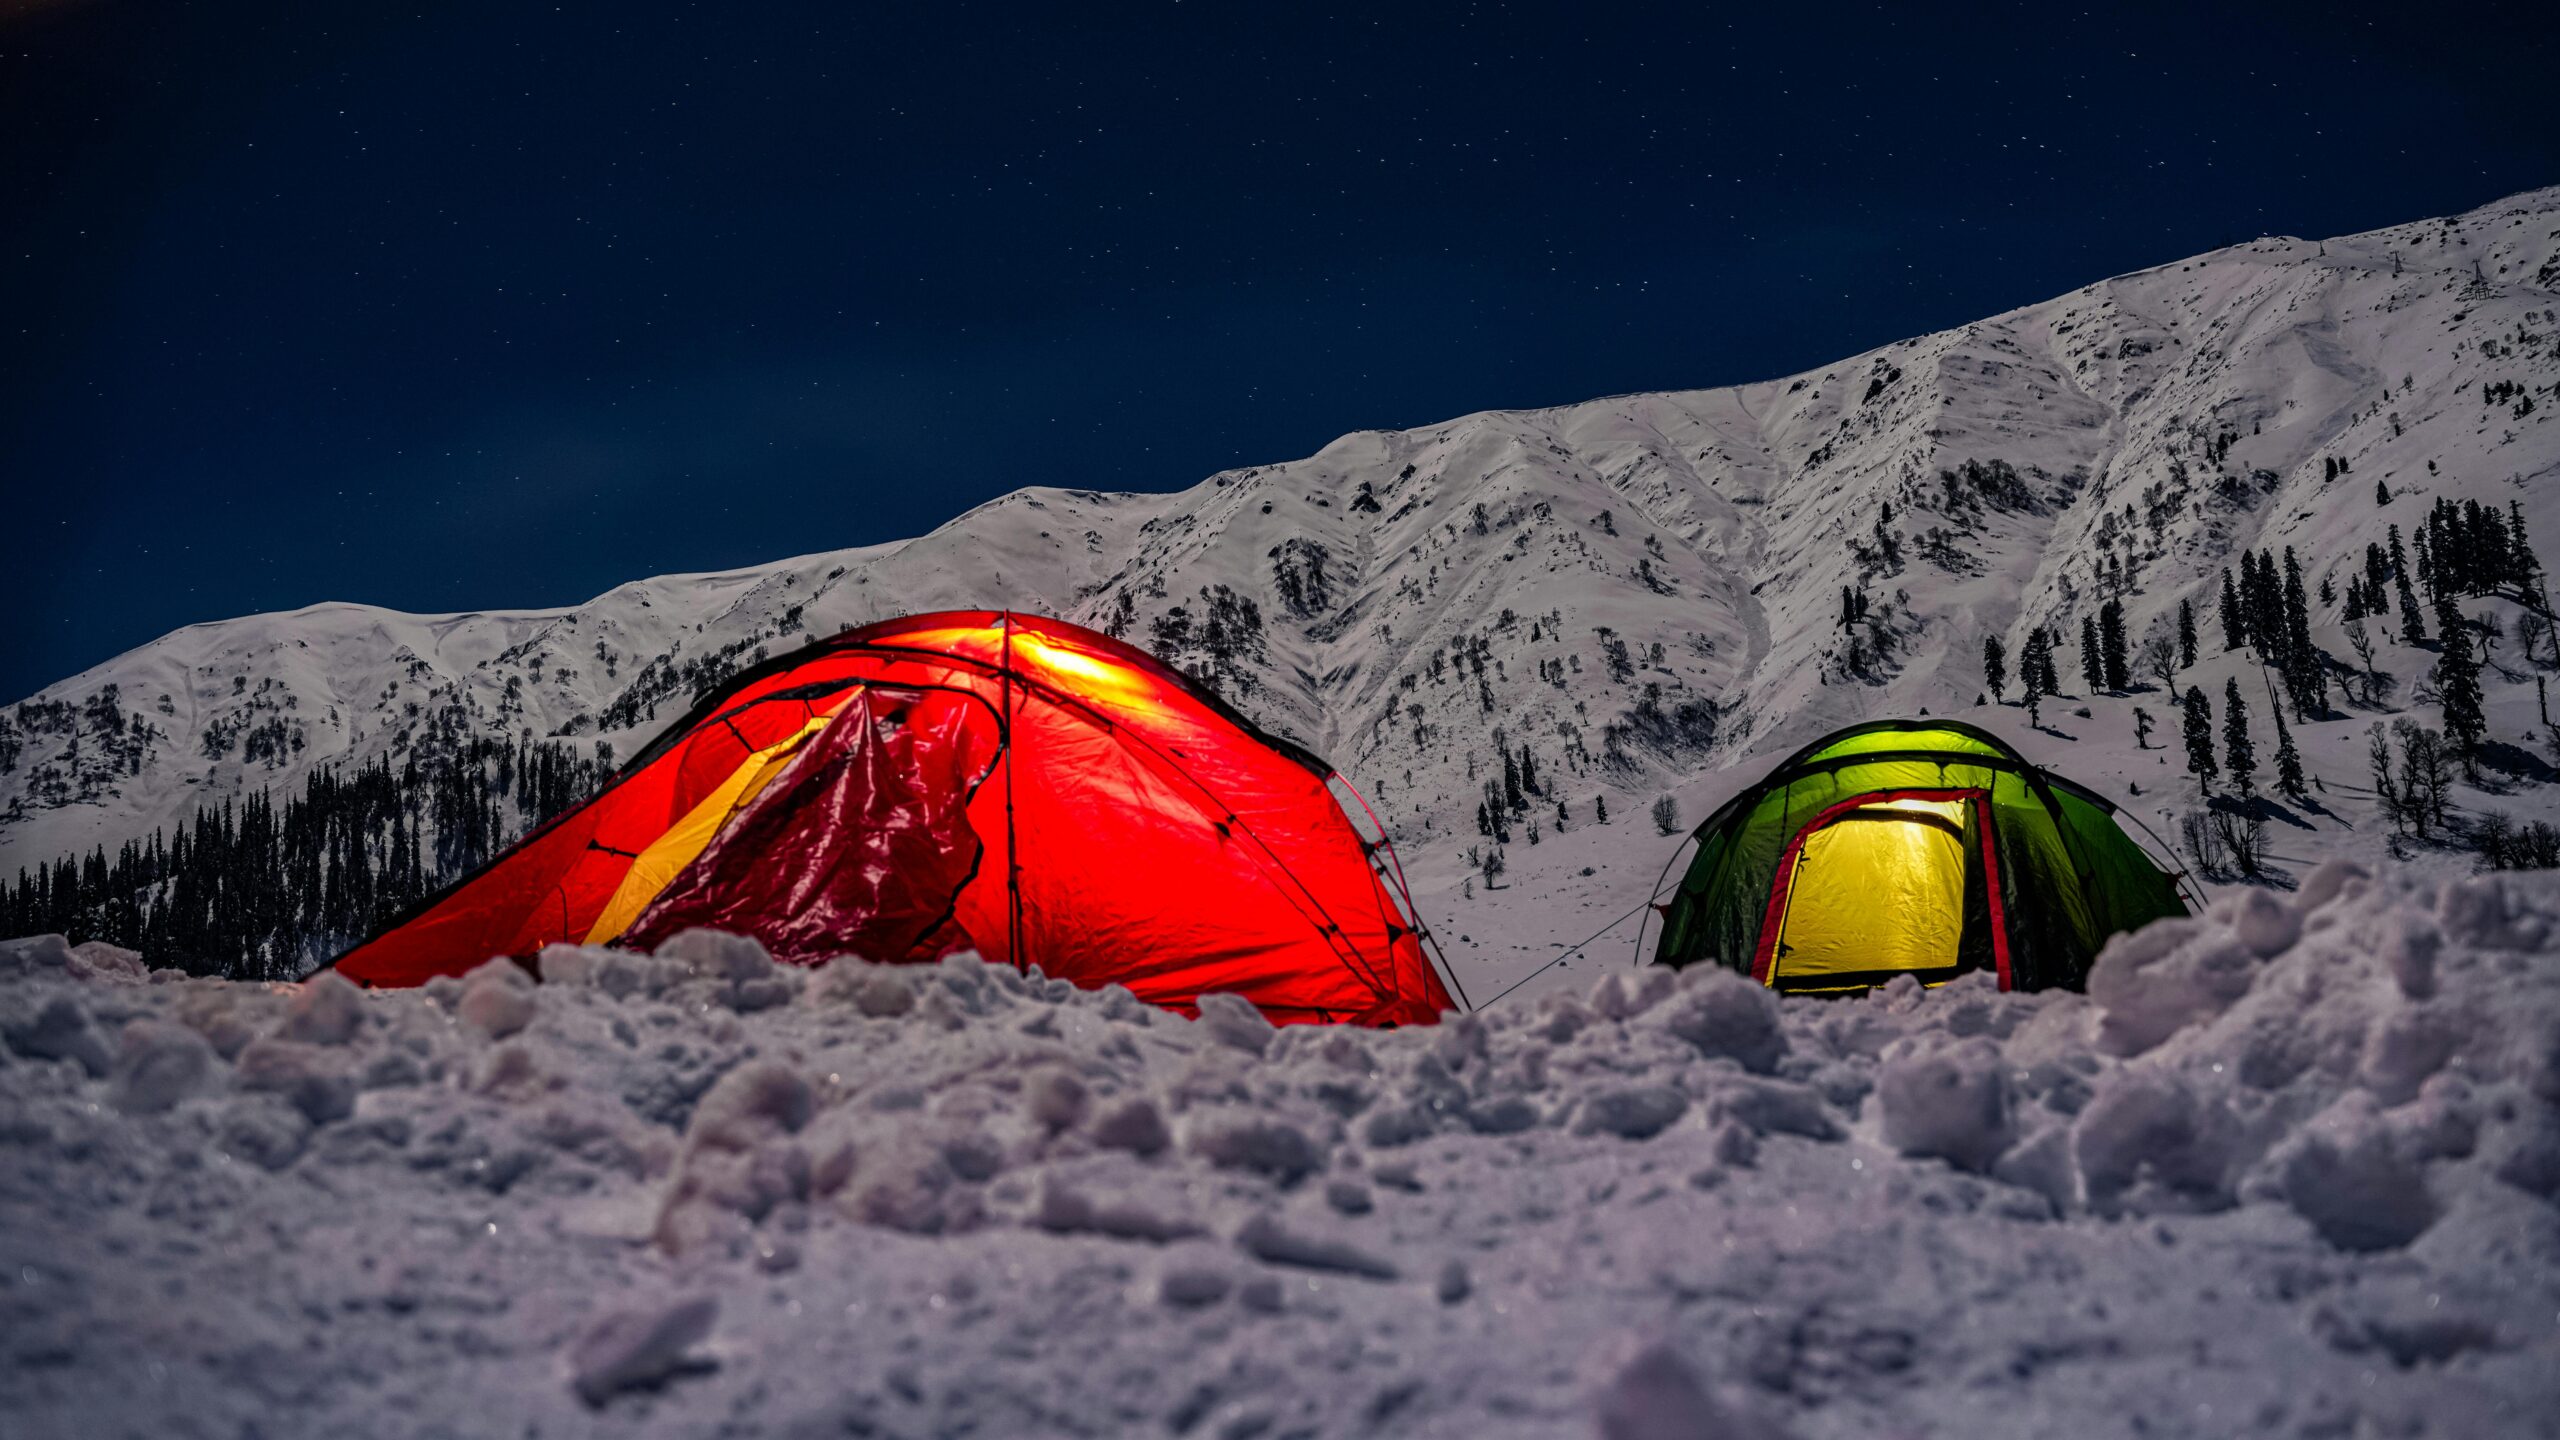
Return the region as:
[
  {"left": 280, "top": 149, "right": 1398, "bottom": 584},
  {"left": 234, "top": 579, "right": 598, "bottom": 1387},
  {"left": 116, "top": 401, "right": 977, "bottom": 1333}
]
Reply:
[{"left": 1756, "top": 790, "right": 1996, "bottom": 994}]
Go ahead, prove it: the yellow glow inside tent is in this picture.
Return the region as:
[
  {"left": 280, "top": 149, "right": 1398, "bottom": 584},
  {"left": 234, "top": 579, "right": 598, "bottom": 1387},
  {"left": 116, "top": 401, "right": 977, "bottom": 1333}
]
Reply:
[
  {"left": 1011, "top": 628, "right": 1159, "bottom": 708},
  {"left": 1768, "top": 797, "right": 1969, "bottom": 990}
]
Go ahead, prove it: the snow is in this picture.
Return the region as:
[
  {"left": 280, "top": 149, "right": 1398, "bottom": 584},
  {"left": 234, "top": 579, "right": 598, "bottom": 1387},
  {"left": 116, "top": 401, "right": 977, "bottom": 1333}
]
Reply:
[
  {"left": 566, "top": 1293, "right": 719, "bottom": 1407},
  {"left": 5, "top": 864, "right": 2558, "bottom": 1437}
]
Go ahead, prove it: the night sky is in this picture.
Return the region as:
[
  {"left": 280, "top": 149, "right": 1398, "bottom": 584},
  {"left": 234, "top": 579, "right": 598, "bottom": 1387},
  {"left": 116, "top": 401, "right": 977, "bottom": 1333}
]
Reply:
[{"left": 5, "top": 1, "right": 2554, "bottom": 702}]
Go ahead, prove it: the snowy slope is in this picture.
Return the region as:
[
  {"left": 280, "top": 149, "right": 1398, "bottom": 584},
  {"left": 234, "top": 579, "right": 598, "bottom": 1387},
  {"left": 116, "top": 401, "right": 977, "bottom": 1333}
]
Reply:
[
  {"left": 3, "top": 861, "right": 2556, "bottom": 1437},
  {"left": 6, "top": 187, "right": 2560, "bottom": 1002}
]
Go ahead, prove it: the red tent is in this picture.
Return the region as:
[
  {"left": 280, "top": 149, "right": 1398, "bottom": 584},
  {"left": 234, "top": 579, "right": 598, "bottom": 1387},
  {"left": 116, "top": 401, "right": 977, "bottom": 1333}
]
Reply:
[{"left": 334, "top": 611, "right": 1457, "bottom": 1026}]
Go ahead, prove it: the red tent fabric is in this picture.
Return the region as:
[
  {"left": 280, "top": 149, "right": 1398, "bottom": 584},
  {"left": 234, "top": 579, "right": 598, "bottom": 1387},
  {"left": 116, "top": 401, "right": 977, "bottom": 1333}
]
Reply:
[{"left": 333, "top": 611, "right": 1456, "bottom": 1026}]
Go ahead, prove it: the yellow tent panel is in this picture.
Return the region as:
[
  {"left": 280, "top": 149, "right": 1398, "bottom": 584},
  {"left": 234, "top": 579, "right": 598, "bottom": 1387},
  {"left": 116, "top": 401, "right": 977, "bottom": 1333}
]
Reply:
[
  {"left": 583, "top": 694, "right": 857, "bottom": 945},
  {"left": 1769, "top": 797, "right": 1966, "bottom": 991}
]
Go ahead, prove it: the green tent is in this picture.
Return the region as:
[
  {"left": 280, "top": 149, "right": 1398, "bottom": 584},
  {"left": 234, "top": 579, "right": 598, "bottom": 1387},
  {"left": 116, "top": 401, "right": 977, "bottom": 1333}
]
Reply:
[{"left": 1651, "top": 719, "right": 2194, "bottom": 994}]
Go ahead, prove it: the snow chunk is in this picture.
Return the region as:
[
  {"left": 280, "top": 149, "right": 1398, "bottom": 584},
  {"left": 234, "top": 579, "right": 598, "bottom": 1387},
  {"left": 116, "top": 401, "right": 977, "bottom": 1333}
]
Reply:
[
  {"left": 277, "top": 972, "right": 365, "bottom": 1046},
  {"left": 1878, "top": 1038, "right": 2013, "bottom": 1173},
  {"left": 68, "top": 940, "right": 148, "bottom": 983},
  {"left": 822, "top": 1130, "right": 973, "bottom": 1235},
  {"left": 109, "top": 1018, "right": 216, "bottom": 1114},
  {"left": 219, "top": 1097, "right": 311, "bottom": 1170},
  {"left": 1589, "top": 1337, "right": 1796, "bottom": 1440},
  {"left": 1235, "top": 1212, "right": 1398, "bottom": 1280},
  {"left": 1588, "top": 967, "right": 1676, "bottom": 1021},
  {"left": 540, "top": 943, "right": 675, "bottom": 999},
  {"left": 1572, "top": 1084, "right": 1688, "bottom": 1140},
  {"left": 1194, "top": 991, "right": 1275, "bottom": 1056},
  {"left": 1655, "top": 970, "right": 1786, "bottom": 1073},
  {"left": 2295, "top": 858, "right": 2373, "bottom": 914},
  {"left": 2280, "top": 1101, "right": 2438, "bottom": 1252},
  {"left": 657, "top": 928, "right": 794, "bottom": 1011},
  {"left": 1036, "top": 1175, "right": 1204, "bottom": 1243},
  {"left": 655, "top": 928, "right": 776, "bottom": 984},
  {"left": 1434, "top": 1258, "right": 1471, "bottom": 1304},
  {"left": 0, "top": 933, "right": 77, "bottom": 976},
  {"left": 1705, "top": 1077, "right": 1840, "bottom": 1141},
  {"left": 1091, "top": 1095, "right": 1171, "bottom": 1156},
  {"left": 1317, "top": 1177, "right": 1371, "bottom": 1216},
  {"left": 2222, "top": 888, "right": 2302, "bottom": 959},
  {"left": 2360, "top": 1006, "right": 2458, "bottom": 1105},
  {"left": 2, "top": 994, "right": 111, "bottom": 1075},
  {"left": 234, "top": 1039, "right": 357, "bottom": 1124},
  {"left": 2086, "top": 919, "right": 2255, "bottom": 1056},
  {"left": 655, "top": 1060, "right": 814, "bottom": 1253},
  {"left": 1024, "top": 1066, "right": 1089, "bottom": 1131},
  {"left": 1186, "top": 1113, "right": 1323, "bottom": 1184},
  {"left": 568, "top": 1294, "right": 718, "bottom": 1406},
  {"left": 459, "top": 974, "right": 537, "bottom": 1038},
  {"left": 1156, "top": 1254, "right": 1234, "bottom": 1308},
  {"left": 2073, "top": 1071, "right": 2237, "bottom": 1215},
  {"left": 2435, "top": 875, "right": 2550, "bottom": 952},
  {"left": 2381, "top": 916, "right": 2441, "bottom": 1001},
  {"left": 178, "top": 991, "right": 261, "bottom": 1060}
]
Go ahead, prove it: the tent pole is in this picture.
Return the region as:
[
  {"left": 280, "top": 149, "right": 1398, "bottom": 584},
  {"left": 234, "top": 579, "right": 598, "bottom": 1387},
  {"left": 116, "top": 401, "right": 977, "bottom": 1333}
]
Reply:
[
  {"left": 1627, "top": 832, "right": 1695, "bottom": 968},
  {"left": 1001, "top": 613, "right": 1025, "bottom": 973}
]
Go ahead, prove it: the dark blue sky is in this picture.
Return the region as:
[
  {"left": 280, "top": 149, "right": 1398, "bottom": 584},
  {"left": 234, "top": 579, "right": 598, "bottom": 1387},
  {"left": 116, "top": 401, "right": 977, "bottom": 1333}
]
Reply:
[{"left": 5, "top": 0, "right": 2553, "bottom": 701}]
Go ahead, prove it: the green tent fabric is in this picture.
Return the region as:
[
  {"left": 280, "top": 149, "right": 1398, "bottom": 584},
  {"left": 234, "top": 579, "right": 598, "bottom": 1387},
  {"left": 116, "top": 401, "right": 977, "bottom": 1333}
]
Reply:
[{"left": 1651, "top": 719, "right": 2193, "bottom": 994}]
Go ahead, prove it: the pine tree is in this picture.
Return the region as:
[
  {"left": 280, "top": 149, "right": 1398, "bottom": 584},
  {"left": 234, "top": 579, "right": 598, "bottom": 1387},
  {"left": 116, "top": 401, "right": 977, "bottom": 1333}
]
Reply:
[
  {"left": 2177, "top": 599, "right": 2197, "bottom": 669},
  {"left": 1982, "top": 634, "right": 2008, "bottom": 701},
  {"left": 2281, "top": 547, "right": 2323, "bottom": 718},
  {"left": 2511, "top": 499, "right": 2545, "bottom": 597},
  {"left": 2245, "top": 550, "right": 2286, "bottom": 663},
  {"left": 2223, "top": 677, "right": 2257, "bottom": 799},
  {"left": 2436, "top": 597, "right": 2486, "bottom": 774},
  {"left": 2375, "top": 479, "right": 2391, "bottom": 505},
  {"left": 2021, "top": 629, "right": 2054, "bottom": 724},
  {"left": 2219, "top": 568, "right": 2245, "bottom": 650},
  {"left": 1595, "top": 794, "right": 1608, "bottom": 825},
  {"left": 2099, "top": 598, "right": 2130, "bottom": 691},
  {"left": 2079, "top": 614, "right": 2105, "bottom": 694},
  {"left": 2134, "top": 705, "right": 2155, "bottom": 749},
  {"left": 2182, "top": 685, "right": 2218, "bottom": 792},
  {"left": 2273, "top": 703, "right": 2306, "bottom": 801},
  {"left": 2390, "top": 525, "right": 2426, "bottom": 643}
]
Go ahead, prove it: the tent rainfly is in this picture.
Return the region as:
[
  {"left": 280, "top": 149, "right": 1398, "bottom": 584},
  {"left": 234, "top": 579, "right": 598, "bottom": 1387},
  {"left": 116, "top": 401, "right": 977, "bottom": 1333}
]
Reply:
[
  {"left": 335, "top": 611, "right": 1455, "bottom": 1026},
  {"left": 1650, "top": 719, "right": 2193, "bottom": 994}
]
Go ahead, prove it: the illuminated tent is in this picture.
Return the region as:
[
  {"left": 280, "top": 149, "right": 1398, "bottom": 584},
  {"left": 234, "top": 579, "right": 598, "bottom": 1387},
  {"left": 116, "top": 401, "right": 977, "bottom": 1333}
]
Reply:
[
  {"left": 1650, "top": 719, "right": 2192, "bottom": 994},
  {"left": 335, "top": 611, "right": 1456, "bottom": 1026}
]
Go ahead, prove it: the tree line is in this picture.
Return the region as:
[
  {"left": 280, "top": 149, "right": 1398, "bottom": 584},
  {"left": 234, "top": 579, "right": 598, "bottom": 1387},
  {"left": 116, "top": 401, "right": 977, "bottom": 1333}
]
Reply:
[{"left": 1, "top": 738, "right": 614, "bottom": 979}]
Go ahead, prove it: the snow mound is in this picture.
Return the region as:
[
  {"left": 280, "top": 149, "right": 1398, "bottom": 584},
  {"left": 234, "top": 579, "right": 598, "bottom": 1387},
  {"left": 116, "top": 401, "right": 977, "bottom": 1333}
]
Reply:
[{"left": 3, "top": 864, "right": 2557, "bottom": 1437}]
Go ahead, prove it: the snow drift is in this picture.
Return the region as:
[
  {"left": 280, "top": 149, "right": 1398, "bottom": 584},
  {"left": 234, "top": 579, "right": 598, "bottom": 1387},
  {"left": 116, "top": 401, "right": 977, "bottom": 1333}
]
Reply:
[{"left": 3, "top": 860, "right": 2556, "bottom": 1437}]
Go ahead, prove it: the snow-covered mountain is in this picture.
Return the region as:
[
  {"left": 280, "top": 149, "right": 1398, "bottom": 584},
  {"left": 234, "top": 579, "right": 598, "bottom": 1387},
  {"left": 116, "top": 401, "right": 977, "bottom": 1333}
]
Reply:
[{"left": 7, "top": 186, "right": 2559, "bottom": 996}]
